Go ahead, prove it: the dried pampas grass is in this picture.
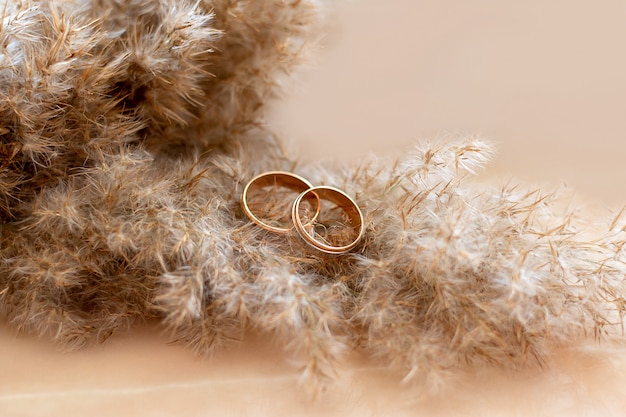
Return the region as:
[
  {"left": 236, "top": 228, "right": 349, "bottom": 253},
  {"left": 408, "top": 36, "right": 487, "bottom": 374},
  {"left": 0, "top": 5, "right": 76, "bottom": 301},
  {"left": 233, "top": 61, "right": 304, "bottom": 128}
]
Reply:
[{"left": 1, "top": 0, "right": 625, "bottom": 392}]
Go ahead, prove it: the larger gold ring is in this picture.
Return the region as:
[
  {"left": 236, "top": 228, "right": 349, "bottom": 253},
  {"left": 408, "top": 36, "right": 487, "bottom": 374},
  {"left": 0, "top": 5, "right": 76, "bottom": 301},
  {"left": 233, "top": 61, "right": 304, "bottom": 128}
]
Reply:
[
  {"left": 241, "top": 171, "right": 320, "bottom": 234},
  {"left": 291, "top": 186, "right": 364, "bottom": 254}
]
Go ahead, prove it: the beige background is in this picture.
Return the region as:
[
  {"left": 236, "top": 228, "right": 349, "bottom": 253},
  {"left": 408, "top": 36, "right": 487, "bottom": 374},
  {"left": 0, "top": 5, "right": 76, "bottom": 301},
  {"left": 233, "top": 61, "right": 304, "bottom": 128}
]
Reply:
[{"left": 2, "top": 1, "right": 626, "bottom": 415}]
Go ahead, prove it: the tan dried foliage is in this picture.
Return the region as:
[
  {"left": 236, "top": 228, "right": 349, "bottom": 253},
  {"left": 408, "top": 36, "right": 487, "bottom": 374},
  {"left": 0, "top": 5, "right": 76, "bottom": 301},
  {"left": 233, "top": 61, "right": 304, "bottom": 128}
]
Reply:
[{"left": 0, "top": 0, "right": 625, "bottom": 392}]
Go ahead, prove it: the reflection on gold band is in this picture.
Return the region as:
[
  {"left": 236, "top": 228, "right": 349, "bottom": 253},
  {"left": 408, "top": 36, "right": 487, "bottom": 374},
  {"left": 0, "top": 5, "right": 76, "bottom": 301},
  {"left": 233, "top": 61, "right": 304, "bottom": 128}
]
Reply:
[
  {"left": 291, "top": 186, "right": 364, "bottom": 254},
  {"left": 241, "top": 171, "right": 319, "bottom": 234}
]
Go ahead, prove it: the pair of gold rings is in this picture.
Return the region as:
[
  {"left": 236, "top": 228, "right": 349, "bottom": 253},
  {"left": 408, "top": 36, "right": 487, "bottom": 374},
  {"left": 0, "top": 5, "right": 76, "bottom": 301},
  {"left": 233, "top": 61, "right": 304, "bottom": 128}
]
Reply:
[{"left": 241, "top": 171, "right": 364, "bottom": 254}]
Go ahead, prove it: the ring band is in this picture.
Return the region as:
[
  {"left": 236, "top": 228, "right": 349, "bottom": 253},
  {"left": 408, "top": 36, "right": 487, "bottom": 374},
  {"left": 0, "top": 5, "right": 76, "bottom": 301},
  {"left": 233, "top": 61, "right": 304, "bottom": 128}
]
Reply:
[
  {"left": 241, "top": 171, "right": 320, "bottom": 234},
  {"left": 291, "top": 186, "right": 364, "bottom": 254}
]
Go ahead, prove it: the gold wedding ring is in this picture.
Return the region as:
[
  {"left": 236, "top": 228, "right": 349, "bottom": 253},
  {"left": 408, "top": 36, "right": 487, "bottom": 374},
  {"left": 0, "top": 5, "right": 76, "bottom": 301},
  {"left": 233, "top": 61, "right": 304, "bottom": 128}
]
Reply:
[
  {"left": 242, "top": 172, "right": 364, "bottom": 254},
  {"left": 291, "top": 186, "right": 364, "bottom": 254},
  {"left": 241, "top": 171, "right": 320, "bottom": 234}
]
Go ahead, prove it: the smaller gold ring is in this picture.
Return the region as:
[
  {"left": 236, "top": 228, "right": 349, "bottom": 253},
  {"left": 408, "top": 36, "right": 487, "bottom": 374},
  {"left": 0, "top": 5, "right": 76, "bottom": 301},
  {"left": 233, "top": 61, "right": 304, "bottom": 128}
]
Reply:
[
  {"left": 241, "top": 171, "right": 319, "bottom": 234},
  {"left": 291, "top": 186, "right": 364, "bottom": 254}
]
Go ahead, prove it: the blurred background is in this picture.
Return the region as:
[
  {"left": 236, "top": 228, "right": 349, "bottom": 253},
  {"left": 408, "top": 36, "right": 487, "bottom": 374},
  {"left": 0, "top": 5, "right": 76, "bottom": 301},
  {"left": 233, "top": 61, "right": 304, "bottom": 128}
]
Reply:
[
  {"left": 2, "top": 1, "right": 626, "bottom": 415},
  {"left": 269, "top": 0, "right": 626, "bottom": 208}
]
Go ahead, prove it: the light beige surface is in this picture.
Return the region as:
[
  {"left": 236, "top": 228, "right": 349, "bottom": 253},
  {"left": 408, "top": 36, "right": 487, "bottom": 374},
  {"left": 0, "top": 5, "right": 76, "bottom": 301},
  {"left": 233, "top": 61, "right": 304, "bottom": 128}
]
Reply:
[{"left": 3, "top": 1, "right": 626, "bottom": 416}]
